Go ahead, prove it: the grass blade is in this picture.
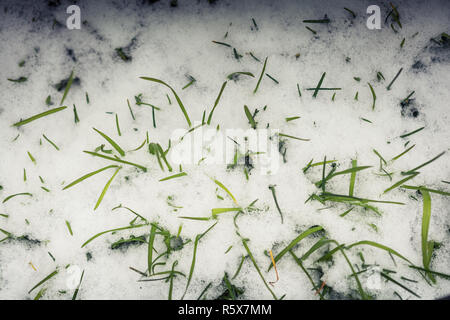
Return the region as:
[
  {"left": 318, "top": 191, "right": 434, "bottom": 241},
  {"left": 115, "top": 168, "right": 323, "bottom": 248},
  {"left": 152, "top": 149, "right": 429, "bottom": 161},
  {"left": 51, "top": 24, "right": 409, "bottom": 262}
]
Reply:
[
  {"left": 244, "top": 105, "right": 257, "bottom": 129},
  {"left": 368, "top": 83, "right": 376, "bottom": 110},
  {"left": 182, "top": 222, "right": 217, "bottom": 299},
  {"left": 400, "top": 127, "right": 424, "bottom": 139},
  {"left": 349, "top": 159, "right": 357, "bottom": 196},
  {"left": 402, "top": 151, "right": 445, "bottom": 175},
  {"left": 242, "top": 238, "right": 278, "bottom": 300},
  {"left": 60, "top": 71, "right": 74, "bottom": 105},
  {"left": 383, "top": 172, "right": 419, "bottom": 194},
  {"left": 253, "top": 57, "right": 268, "bottom": 94},
  {"left": 94, "top": 166, "right": 121, "bottom": 210},
  {"left": 42, "top": 134, "right": 60, "bottom": 151},
  {"left": 93, "top": 128, "right": 125, "bottom": 157},
  {"left": 140, "top": 77, "right": 191, "bottom": 127},
  {"left": 28, "top": 269, "right": 58, "bottom": 294},
  {"left": 159, "top": 172, "right": 187, "bottom": 182},
  {"left": 81, "top": 223, "right": 148, "bottom": 248},
  {"left": 3, "top": 192, "right": 32, "bottom": 203},
  {"left": 401, "top": 185, "right": 450, "bottom": 196},
  {"left": 63, "top": 165, "right": 119, "bottom": 190},
  {"left": 13, "top": 106, "right": 67, "bottom": 127},
  {"left": 421, "top": 190, "right": 435, "bottom": 283},
  {"left": 207, "top": 81, "right": 227, "bottom": 125},
  {"left": 83, "top": 151, "right": 147, "bottom": 172},
  {"left": 214, "top": 179, "right": 237, "bottom": 204}
]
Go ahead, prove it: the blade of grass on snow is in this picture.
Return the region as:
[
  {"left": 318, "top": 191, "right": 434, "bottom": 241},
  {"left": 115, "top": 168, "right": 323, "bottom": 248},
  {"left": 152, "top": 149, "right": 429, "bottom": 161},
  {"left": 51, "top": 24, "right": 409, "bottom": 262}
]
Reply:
[
  {"left": 60, "top": 71, "right": 74, "bottom": 105},
  {"left": 268, "top": 226, "right": 323, "bottom": 270},
  {"left": 93, "top": 128, "right": 125, "bottom": 156},
  {"left": 253, "top": 57, "right": 268, "bottom": 94},
  {"left": 13, "top": 106, "right": 67, "bottom": 127},
  {"left": 81, "top": 223, "right": 148, "bottom": 248},
  {"left": 207, "top": 81, "right": 227, "bottom": 125},
  {"left": 63, "top": 165, "right": 119, "bottom": 190},
  {"left": 140, "top": 77, "right": 191, "bottom": 127},
  {"left": 28, "top": 269, "right": 59, "bottom": 294},
  {"left": 182, "top": 222, "right": 217, "bottom": 299},
  {"left": 94, "top": 166, "right": 121, "bottom": 210},
  {"left": 83, "top": 151, "right": 147, "bottom": 172},
  {"left": 421, "top": 190, "right": 436, "bottom": 283},
  {"left": 401, "top": 185, "right": 450, "bottom": 196},
  {"left": 242, "top": 238, "right": 278, "bottom": 300}
]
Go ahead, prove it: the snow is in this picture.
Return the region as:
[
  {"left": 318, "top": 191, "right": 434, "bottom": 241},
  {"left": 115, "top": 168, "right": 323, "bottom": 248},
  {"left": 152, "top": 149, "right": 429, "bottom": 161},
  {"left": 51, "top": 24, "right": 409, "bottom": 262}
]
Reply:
[{"left": 0, "top": 0, "right": 449, "bottom": 300}]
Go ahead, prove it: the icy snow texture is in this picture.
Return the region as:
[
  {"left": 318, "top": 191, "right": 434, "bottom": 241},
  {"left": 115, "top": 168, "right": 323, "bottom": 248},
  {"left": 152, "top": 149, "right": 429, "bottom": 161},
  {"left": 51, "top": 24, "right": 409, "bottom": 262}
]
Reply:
[{"left": 0, "top": 0, "right": 449, "bottom": 300}]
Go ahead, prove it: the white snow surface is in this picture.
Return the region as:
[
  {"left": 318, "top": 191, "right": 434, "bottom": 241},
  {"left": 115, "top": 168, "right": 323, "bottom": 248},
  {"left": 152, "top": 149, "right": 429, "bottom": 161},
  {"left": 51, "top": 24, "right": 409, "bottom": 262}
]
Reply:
[{"left": 0, "top": 0, "right": 449, "bottom": 300}]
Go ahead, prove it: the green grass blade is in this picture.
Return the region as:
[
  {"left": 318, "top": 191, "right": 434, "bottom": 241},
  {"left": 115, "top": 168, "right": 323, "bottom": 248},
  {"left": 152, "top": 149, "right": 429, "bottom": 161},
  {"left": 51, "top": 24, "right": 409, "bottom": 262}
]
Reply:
[
  {"left": 93, "top": 128, "right": 125, "bottom": 157},
  {"left": 391, "top": 144, "right": 415, "bottom": 161},
  {"left": 383, "top": 172, "right": 419, "bottom": 194},
  {"left": 63, "top": 165, "right": 119, "bottom": 190},
  {"left": 349, "top": 159, "right": 357, "bottom": 196},
  {"left": 28, "top": 269, "right": 58, "bottom": 294},
  {"left": 182, "top": 222, "right": 217, "bottom": 299},
  {"left": 72, "top": 270, "right": 84, "bottom": 300},
  {"left": 83, "top": 151, "right": 147, "bottom": 172},
  {"left": 368, "top": 83, "right": 376, "bottom": 110},
  {"left": 312, "top": 72, "right": 326, "bottom": 98},
  {"left": 81, "top": 223, "right": 148, "bottom": 248},
  {"left": 94, "top": 166, "right": 121, "bottom": 210},
  {"left": 60, "top": 71, "right": 74, "bottom": 105},
  {"left": 13, "top": 106, "right": 67, "bottom": 127},
  {"left": 212, "top": 207, "right": 242, "bottom": 218},
  {"left": 159, "top": 172, "right": 187, "bottom": 182},
  {"left": 148, "top": 224, "right": 157, "bottom": 275},
  {"left": 214, "top": 179, "right": 237, "bottom": 204},
  {"left": 207, "top": 81, "right": 227, "bottom": 125},
  {"left": 380, "top": 272, "right": 420, "bottom": 298},
  {"left": 400, "top": 126, "right": 424, "bottom": 139},
  {"left": 140, "top": 77, "right": 191, "bottom": 127},
  {"left": 269, "top": 226, "right": 323, "bottom": 270},
  {"left": 242, "top": 238, "right": 278, "bottom": 300},
  {"left": 244, "top": 105, "right": 257, "bottom": 129},
  {"left": 421, "top": 190, "right": 435, "bottom": 283},
  {"left": 3, "top": 192, "right": 32, "bottom": 203},
  {"left": 253, "top": 57, "right": 268, "bottom": 94},
  {"left": 402, "top": 152, "right": 445, "bottom": 175},
  {"left": 279, "top": 133, "right": 310, "bottom": 141},
  {"left": 227, "top": 72, "right": 254, "bottom": 80},
  {"left": 401, "top": 185, "right": 450, "bottom": 196},
  {"left": 42, "top": 134, "right": 60, "bottom": 151},
  {"left": 346, "top": 240, "right": 412, "bottom": 264}
]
